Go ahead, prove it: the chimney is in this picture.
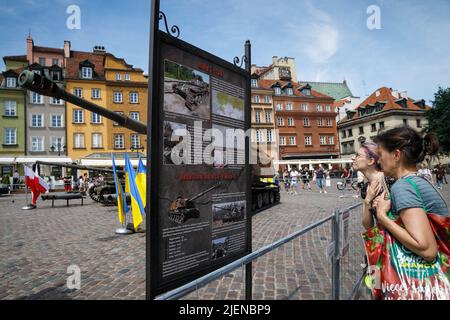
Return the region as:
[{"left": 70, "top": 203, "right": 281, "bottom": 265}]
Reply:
[
  {"left": 64, "top": 40, "right": 71, "bottom": 58},
  {"left": 93, "top": 45, "right": 106, "bottom": 53},
  {"left": 26, "top": 34, "right": 34, "bottom": 64},
  {"left": 392, "top": 90, "right": 399, "bottom": 99},
  {"left": 400, "top": 91, "right": 408, "bottom": 99}
]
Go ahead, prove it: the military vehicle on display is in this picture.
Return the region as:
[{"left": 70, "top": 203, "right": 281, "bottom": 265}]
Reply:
[
  {"left": 171, "top": 78, "right": 209, "bottom": 112},
  {"left": 19, "top": 70, "right": 280, "bottom": 214}
]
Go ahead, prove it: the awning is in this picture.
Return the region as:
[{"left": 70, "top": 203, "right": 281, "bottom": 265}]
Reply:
[
  {"left": 14, "top": 157, "right": 73, "bottom": 164},
  {"left": 0, "top": 157, "right": 15, "bottom": 164},
  {"left": 80, "top": 159, "right": 146, "bottom": 167}
]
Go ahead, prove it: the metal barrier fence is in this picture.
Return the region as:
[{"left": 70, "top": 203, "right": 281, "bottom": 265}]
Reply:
[{"left": 156, "top": 201, "right": 368, "bottom": 300}]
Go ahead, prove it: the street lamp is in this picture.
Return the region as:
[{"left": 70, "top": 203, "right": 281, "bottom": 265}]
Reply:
[
  {"left": 130, "top": 145, "right": 145, "bottom": 157},
  {"left": 50, "top": 143, "right": 66, "bottom": 156}
]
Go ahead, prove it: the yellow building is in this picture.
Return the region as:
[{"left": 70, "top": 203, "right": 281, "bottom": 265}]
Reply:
[
  {"left": 65, "top": 44, "right": 108, "bottom": 160},
  {"left": 104, "top": 53, "right": 147, "bottom": 154}
]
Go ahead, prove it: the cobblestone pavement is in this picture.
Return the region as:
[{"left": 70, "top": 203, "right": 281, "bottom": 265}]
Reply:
[{"left": 1, "top": 182, "right": 449, "bottom": 300}]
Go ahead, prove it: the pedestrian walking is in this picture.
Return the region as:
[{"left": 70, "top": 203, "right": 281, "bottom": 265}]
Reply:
[
  {"left": 301, "top": 166, "right": 311, "bottom": 190},
  {"left": 315, "top": 165, "right": 326, "bottom": 194},
  {"left": 282, "top": 168, "right": 291, "bottom": 193},
  {"left": 290, "top": 167, "right": 300, "bottom": 195},
  {"left": 434, "top": 163, "right": 446, "bottom": 190}
]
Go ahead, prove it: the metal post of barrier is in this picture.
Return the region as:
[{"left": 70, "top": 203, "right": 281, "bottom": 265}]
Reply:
[{"left": 331, "top": 209, "right": 340, "bottom": 300}]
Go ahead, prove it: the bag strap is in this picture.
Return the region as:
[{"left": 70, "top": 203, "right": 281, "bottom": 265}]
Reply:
[{"left": 404, "top": 177, "right": 427, "bottom": 212}]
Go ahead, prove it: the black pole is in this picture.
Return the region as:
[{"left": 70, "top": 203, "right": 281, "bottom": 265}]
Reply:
[
  {"left": 147, "top": 0, "right": 160, "bottom": 300},
  {"left": 244, "top": 40, "right": 253, "bottom": 301}
]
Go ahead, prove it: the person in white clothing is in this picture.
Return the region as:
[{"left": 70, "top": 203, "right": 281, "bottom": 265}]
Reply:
[{"left": 290, "top": 167, "right": 300, "bottom": 195}]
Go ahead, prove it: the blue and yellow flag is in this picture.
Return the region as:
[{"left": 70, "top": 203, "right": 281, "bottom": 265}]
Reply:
[
  {"left": 136, "top": 157, "right": 146, "bottom": 208},
  {"left": 112, "top": 154, "right": 128, "bottom": 225},
  {"left": 125, "top": 154, "right": 145, "bottom": 230}
]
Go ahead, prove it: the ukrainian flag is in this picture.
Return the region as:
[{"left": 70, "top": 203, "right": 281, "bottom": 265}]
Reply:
[
  {"left": 112, "top": 154, "right": 128, "bottom": 225},
  {"left": 125, "top": 154, "right": 145, "bottom": 230},
  {"left": 136, "top": 157, "right": 146, "bottom": 208}
]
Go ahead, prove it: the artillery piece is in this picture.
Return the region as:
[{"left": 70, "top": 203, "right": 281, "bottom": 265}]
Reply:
[
  {"left": 167, "top": 184, "right": 220, "bottom": 224},
  {"left": 171, "top": 79, "right": 209, "bottom": 112},
  {"left": 213, "top": 202, "right": 245, "bottom": 224}
]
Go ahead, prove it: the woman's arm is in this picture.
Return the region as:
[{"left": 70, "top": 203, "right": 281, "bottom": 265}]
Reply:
[{"left": 373, "top": 192, "right": 438, "bottom": 262}]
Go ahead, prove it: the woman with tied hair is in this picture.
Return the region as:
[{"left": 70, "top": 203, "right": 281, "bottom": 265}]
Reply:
[
  {"left": 372, "top": 126, "right": 448, "bottom": 262},
  {"left": 351, "top": 140, "right": 387, "bottom": 230}
]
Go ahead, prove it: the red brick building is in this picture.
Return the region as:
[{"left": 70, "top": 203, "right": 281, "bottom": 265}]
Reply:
[{"left": 258, "top": 80, "right": 339, "bottom": 160}]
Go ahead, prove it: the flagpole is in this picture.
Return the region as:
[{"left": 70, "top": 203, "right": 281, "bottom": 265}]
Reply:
[{"left": 22, "top": 165, "right": 35, "bottom": 210}]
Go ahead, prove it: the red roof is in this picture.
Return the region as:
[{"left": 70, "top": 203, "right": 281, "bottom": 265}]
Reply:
[
  {"left": 257, "top": 79, "right": 334, "bottom": 100},
  {"left": 65, "top": 51, "right": 105, "bottom": 79},
  {"left": 340, "top": 87, "right": 430, "bottom": 122},
  {"left": 33, "top": 46, "right": 64, "bottom": 54},
  {"left": 334, "top": 99, "right": 351, "bottom": 108}
]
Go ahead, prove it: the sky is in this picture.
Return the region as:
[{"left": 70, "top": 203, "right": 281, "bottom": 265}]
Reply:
[{"left": 0, "top": 0, "right": 449, "bottom": 103}]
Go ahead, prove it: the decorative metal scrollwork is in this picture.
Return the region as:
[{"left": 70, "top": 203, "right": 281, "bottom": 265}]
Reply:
[
  {"left": 233, "top": 55, "right": 248, "bottom": 68},
  {"left": 159, "top": 11, "right": 180, "bottom": 38}
]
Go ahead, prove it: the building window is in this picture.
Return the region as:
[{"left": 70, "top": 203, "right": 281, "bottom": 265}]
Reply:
[
  {"left": 359, "top": 126, "right": 364, "bottom": 135},
  {"left": 304, "top": 135, "right": 312, "bottom": 146},
  {"left": 52, "top": 58, "right": 59, "bottom": 66},
  {"left": 91, "top": 113, "right": 102, "bottom": 124},
  {"left": 379, "top": 121, "right": 385, "bottom": 130},
  {"left": 320, "top": 136, "right": 327, "bottom": 145},
  {"left": 51, "top": 114, "right": 63, "bottom": 128},
  {"left": 92, "top": 133, "right": 103, "bottom": 148},
  {"left": 255, "top": 111, "right": 262, "bottom": 123},
  {"left": 371, "top": 123, "right": 377, "bottom": 132},
  {"left": 39, "top": 57, "right": 46, "bottom": 66},
  {"left": 288, "top": 117, "right": 294, "bottom": 126},
  {"left": 130, "top": 92, "right": 139, "bottom": 104},
  {"left": 31, "top": 137, "right": 44, "bottom": 152},
  {"left": 73, "top": 110, "right": 84, "bottom": 123},
  {"left": 329, "top": 136, "right": 334, "bottom": 145},
  {"left": 51, "top": 97, "right": 63, "bottom": 105},
  {"left": 303, "top": 89, "right": 311, "bottom": 96},
  {"left": 114, "top": 112, "right": 124, "bottom": 126},
  {"left": 130, "top": 112, "right": 140, "bottom": 121},
  {"left": 267, "top": 130, "right": 273, "bottom": 142},
  {"left": 4, "top": 100, "right": 16, "bottom": 116},
  {"left": 276, "top": 103, "right": 283, "bottom": 111},
  {"left": 274, "top": 87, "right": 281, "bottom": 95},
  {"left": 81, "top": 67, "right": 93, "bottom": 79},
  {"left": 131, "top": 134, "right": 140, "bottom": 148},
  {"left": 74, "top": 88, "right": 83, "bottom": 98},
  {"left": 114, "top": 91, "right": 123, "bottom": 103},
  {"left": 31, "top": 92, "right": 43, "bottom": 104},
  {"left": 286, "top": 103, "right": 293, "bottom": 111},
  {"left": 416, "top": 119, "right": 422, "bottom": 128},
  {"left": 116, "top": 74, "right": 122, "bottom": 81},
  {"left": 4, "top": 128, "right": 16, "bottom": 145},
  {"left": 403, "top": 119, "right": 408, "bottom": 125},
  {"left": 50, "top": 71, "right": 60, "bottom": 81},
  {"left": 74, "top": 133, "right": 85, "bottom": 148},
  {"left": 317, "top": 118, "right": 323, "bottom": 127},
  {"left": 326, "top": 118, "right": 332, "bottom": 127},
  {"left": 253, "top": 95, "right": 260, "bottom": 103},
  {"left": 277, "top": 117, "right": 284, "bottom": 126},
  {"left": 316, "top": 105, "right": 323, "bottom": 112},
  {"left": 6, "top": 77, "right": 16, "bottom": 88},
  {"left": 265, "top": 111, "right": 271, "bottom": 123},
  {"left": 342, "top": 130, "right": 347, "bottom": 139},
  {"left": 303, "top": 117, "right": 310, "bottom": 127},
  {"left": 289, "top": 136, "right": 296, "bottom": 145},
  {"left": 280, "top": 136, "right": 286, "bottom": 146},
  {"left": 115, "top": 134, "right": 125, "bottom": 149},
  {"left": 286, "top": 88, "right": 293, "bottom": 95},
  {"left": 348, "top": 129, "right": 353, "bottom": 137},
  {"left": 124, "top": 74, "right": 131, "bottom": 81},
  {"left": 301, "top": 104, "right": 308, "bottom": 112},
  {"left": 91, "top": 88, "right": 101, "bottom": 99},
  {"left": 31, "top": 114, "right": 44, "bottom": 127},
  {"left": 325, "top": 105, "right": 331, "bottom": 112},
  {"left": 264, "top": 96, "right": 270, "bottom": 103},
  {"left": 256, "top": 130, "right": 263, "bottom": 143},
  {"left": 251, "top": 79, "right": 258, "bottom": 88}
]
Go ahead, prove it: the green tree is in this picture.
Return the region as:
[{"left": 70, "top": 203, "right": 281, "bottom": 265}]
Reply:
[{"left": 425, "top": 87, "right": 450, "bottom": 154}]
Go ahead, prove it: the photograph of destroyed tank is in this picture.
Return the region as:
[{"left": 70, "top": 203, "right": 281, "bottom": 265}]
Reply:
[
  {"left": 212, "top": 200, "right": 246, "bottom": 228},
  {"left": 164, "top": 60, "right": 210, "bottom": 119},
  {"left": 211, "top": 237, "right": 229, "bottom": 260}
]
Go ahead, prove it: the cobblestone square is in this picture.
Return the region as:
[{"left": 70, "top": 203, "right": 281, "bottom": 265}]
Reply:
[{"left": 1, "top": 182, "right": 449, "bottom": 300}]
